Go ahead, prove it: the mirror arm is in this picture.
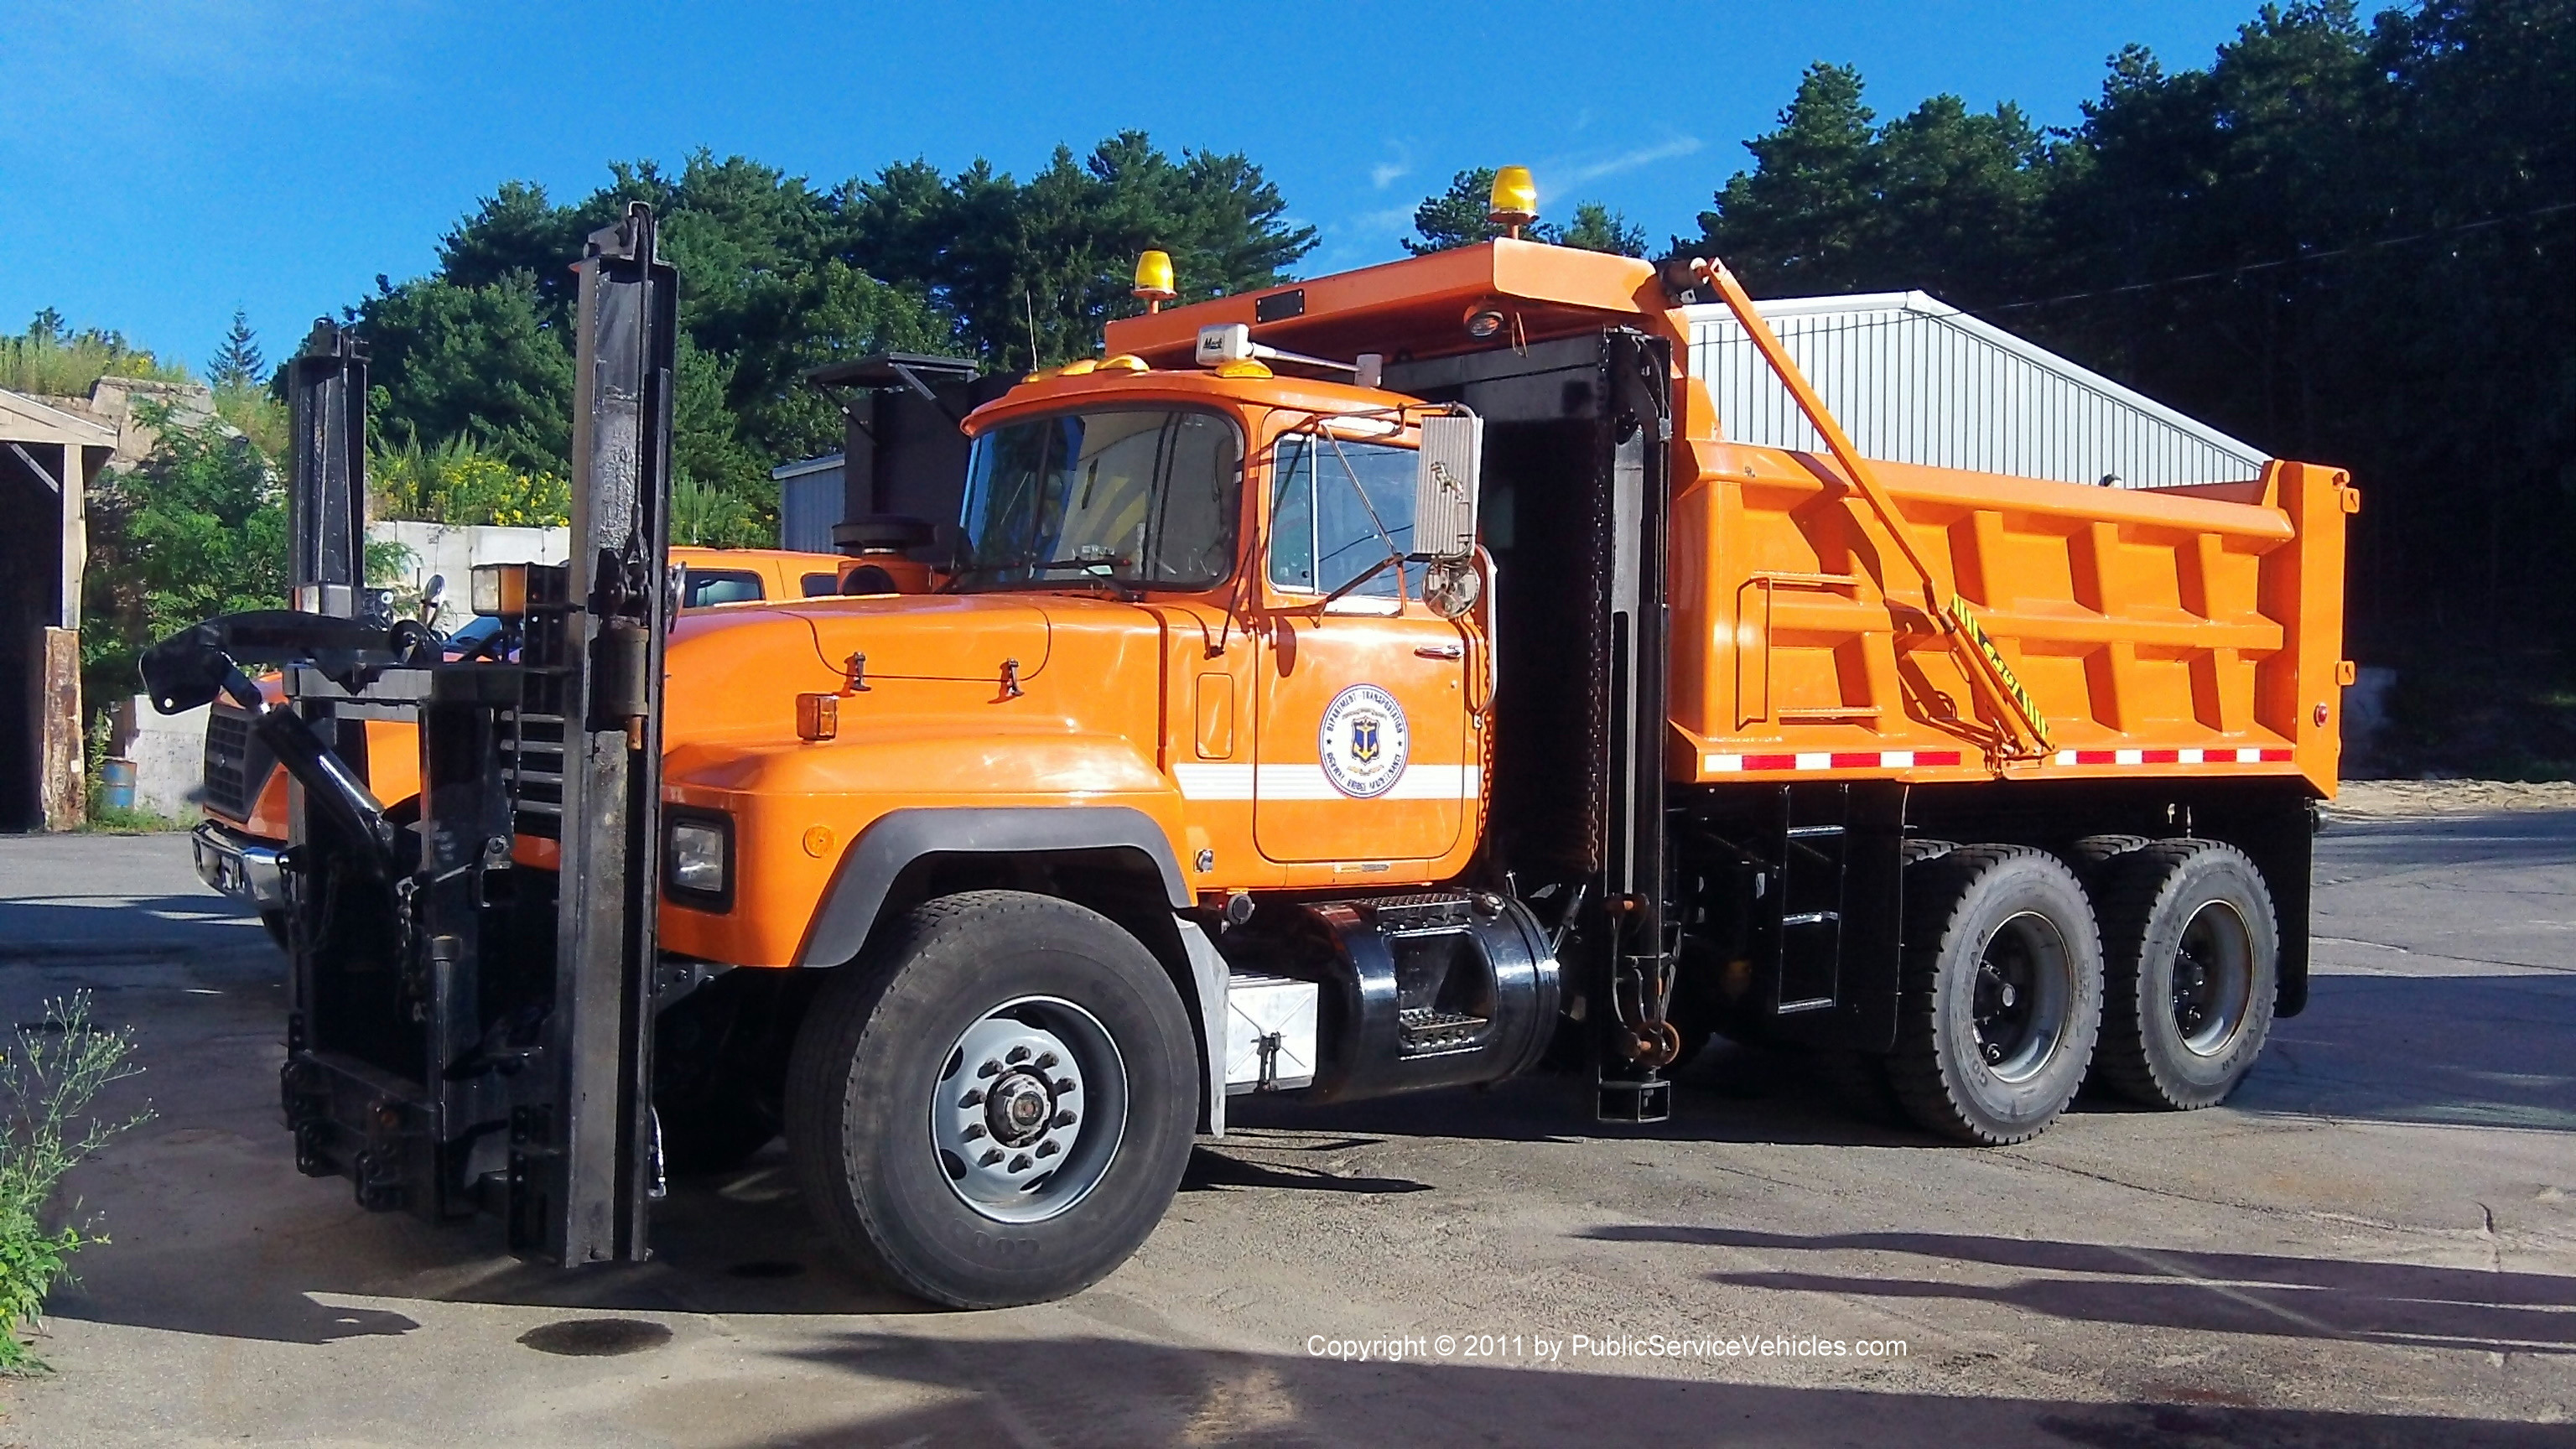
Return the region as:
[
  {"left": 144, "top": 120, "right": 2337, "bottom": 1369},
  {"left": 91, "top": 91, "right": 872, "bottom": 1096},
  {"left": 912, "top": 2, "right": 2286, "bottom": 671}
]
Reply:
[{"left": 1315, "top": 553, "right": 1400, "bottom": 610}]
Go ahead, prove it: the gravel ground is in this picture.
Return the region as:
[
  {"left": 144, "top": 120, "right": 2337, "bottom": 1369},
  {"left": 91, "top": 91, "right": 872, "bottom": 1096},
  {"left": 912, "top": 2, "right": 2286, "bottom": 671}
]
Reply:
[
  {"left": 2332, "top": 779, "right": 2576, "bottom": 817},
  {"left": 0, "top": 816, "right": 2568, "bottom": 1448}
]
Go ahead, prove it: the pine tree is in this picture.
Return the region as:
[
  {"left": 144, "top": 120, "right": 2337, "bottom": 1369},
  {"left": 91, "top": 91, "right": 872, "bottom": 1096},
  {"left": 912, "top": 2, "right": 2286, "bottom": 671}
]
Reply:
[
  {"left": 208, "top": 308, "right": 265, "bottom": 389},
  {"left": 1549, "top": 203, "right": 1649, "bottom": 257},
  {"left": 1405, "top": 169, "right": 1505, "bottom": 253},
  {"left": 1405, "top": 170, "right": 1647, "bottom": 257}
]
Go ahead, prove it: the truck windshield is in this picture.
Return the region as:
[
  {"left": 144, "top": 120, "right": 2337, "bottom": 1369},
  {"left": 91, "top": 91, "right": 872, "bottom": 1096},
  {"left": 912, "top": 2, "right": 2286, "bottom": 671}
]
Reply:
[{"left": 954, "top": 408, "right": 1242, "bottom": 590}]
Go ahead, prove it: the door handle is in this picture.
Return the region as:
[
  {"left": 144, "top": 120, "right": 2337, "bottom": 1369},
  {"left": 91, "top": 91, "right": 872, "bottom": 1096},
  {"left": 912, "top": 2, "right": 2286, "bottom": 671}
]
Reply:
[{"left": 1414, "top": 642, "right": 1464, "bottom": 660}]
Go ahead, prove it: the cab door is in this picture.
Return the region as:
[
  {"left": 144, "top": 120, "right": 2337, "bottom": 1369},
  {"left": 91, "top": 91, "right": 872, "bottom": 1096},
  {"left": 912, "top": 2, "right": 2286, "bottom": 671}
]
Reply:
[{"left": 1253, "top": 430, "right": 1476, "bottom": 865}]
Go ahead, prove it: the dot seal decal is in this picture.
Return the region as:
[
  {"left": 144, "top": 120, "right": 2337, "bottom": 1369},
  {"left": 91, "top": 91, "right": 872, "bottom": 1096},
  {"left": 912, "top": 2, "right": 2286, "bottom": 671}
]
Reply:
[{"left": 1318, "top": 683, "right": 1410, "bottom": 799}]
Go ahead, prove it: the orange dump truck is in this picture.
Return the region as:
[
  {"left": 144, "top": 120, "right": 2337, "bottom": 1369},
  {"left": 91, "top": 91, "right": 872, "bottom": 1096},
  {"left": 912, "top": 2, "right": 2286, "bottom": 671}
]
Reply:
[{"left": 164, "top": 195, "right": 2349, "bottom": 1310}]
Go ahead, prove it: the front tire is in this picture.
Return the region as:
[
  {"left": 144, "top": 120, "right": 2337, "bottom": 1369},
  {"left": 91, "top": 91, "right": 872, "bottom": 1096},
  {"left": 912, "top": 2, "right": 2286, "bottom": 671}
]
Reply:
[
  {"left": 786, "top": 891, "right": 1198, "bottom": 1308},
  {"left": 2092, "top": 840, "right": 2278, "bottom": 1110},
  {"left": 1888, "top": 845, "right": 2103, "bottom": 1145}
]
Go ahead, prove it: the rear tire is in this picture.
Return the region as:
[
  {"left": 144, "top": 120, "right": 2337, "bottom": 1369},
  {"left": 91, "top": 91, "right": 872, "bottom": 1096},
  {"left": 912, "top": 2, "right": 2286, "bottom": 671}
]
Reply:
[
  {"left": 2067, "top": 834, "right": 2150, "bottom": 880},
  {"left": 786, "top": 891, "right": 1198, "bottom": 1308},
  {"left": 1888, "top": 845, "right": 2103, "bottom": 1145},
  {"left": 2092, "top": 840, "right": 2278, "bottom": 1110}
]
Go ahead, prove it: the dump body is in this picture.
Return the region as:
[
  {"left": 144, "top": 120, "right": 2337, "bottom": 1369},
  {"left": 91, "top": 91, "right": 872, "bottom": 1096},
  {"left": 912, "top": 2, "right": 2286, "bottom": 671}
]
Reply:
[{"left": 1669, "top": 444, "right": 2352, "bottom": 794}]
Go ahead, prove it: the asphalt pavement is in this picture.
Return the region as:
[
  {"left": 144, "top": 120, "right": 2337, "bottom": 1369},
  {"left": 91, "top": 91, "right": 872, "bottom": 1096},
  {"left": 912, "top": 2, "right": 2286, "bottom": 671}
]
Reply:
[{"left": 0, "top": 811, "right": 2568, "bottom": 1447}]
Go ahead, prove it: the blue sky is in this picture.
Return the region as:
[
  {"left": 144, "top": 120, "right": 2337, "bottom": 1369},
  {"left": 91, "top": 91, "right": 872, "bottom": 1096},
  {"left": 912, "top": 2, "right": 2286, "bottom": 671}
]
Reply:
[{"left": 3, "top": 0, "right": 2267, "bottom": 373}]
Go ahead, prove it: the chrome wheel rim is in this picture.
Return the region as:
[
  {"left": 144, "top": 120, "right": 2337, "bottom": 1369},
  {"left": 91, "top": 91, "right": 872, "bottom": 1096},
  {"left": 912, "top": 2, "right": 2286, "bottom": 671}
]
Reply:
[
  {"left": 1971, "top": 911, "right": 2075, "bottom": 1083},
  {"left": 2172, "top": 900, "right": 2253, "bottom": 1056},
  {"left": 930, "top": 995, "right": 1128, "bottom": 1223}
]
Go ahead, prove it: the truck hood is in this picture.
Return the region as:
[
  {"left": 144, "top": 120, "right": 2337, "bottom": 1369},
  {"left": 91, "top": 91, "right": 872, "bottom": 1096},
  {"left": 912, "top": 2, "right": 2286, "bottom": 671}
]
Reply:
[
  {"left": 661, "top": 590, "right": 1166, "bottom": 800},
  {"left": 663, "top": 593, "right": 1146, "bottom": 749},
  {"left": 785, "top": 593, "right": 1052, "bottom": 685}
]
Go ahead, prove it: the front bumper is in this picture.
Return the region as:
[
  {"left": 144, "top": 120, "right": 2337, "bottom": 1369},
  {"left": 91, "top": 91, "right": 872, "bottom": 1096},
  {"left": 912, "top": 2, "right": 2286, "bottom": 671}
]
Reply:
[{"left": 193, "top": 820, "right": 287, "bottom": 911}]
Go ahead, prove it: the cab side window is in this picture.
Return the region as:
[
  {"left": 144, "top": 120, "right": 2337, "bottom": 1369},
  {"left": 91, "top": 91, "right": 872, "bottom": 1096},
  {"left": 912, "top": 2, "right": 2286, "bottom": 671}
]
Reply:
[
  {"left": 682, "top": 569, "right": 763, "bottom": 607},
  {"left": 1267, "top": 434, "right": 1420, "bottom": 599},
  {"left": 800, "top": 572, "right": 839, "bottom": 598}
]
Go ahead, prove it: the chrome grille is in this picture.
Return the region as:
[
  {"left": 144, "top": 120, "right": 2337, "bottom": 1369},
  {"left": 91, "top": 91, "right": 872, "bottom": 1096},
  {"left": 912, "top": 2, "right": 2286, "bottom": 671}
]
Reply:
[{"left": 200, "top": 705, "right": 273, "bottom": 821}]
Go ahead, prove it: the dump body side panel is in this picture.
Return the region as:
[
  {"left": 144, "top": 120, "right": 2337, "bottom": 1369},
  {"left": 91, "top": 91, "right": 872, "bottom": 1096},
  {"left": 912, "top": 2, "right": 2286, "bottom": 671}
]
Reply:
[{"left": 1670, "top": 443, "right": 2349, "bottom": 797}]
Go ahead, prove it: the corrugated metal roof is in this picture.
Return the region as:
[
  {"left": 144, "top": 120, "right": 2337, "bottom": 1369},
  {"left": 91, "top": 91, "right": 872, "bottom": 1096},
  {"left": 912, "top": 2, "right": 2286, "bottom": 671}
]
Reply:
[{"left": 1684, "top": 292, "right": 2269, "bottom": 489}]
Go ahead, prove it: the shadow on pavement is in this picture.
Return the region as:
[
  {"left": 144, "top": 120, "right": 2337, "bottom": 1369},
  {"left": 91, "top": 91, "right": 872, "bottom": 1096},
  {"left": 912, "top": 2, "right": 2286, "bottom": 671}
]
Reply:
[
  {"left": 1587, "top": 1224, "right": 2576, "bottom": 1355},
  {"left": 0, "top": 893, "right": 265, "bottom": 954},
  {"left": 2245, "top": 971, "right": 2576, "bottom": 1131},
  {"left": 1182, "top": 1144, "right": 1433, "bottom": 1195},
  {"left": 683, "top": 1330, "right": 2576, "bottom": 1448},
  {"left": 1228, "top": 1044, "right": 1935, "bottom": 1150}
]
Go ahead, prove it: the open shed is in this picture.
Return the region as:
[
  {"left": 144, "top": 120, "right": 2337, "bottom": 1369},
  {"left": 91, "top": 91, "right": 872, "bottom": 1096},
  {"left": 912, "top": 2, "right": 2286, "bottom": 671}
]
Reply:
[{"left": 1, "top": 389, "right": 115, "bottom": 829}]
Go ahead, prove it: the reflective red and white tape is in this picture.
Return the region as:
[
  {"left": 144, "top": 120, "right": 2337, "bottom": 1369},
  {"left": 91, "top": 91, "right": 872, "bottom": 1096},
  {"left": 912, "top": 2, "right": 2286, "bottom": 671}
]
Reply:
[
  {"left": 1697, "top": 745, "right": 2293, "bottom": 774},
  {"left": 1703, "top": 750, "right": 1965, "bottom": 772},
  {"left": 2049, "top": 746, "right": 2293, "bottom": 766}
]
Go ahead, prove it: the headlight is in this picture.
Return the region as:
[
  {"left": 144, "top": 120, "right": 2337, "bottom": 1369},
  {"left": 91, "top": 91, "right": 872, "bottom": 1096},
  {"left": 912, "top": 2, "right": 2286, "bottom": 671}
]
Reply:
[{"left": 666, "top": 815, "right": 731, "bottom": 906}]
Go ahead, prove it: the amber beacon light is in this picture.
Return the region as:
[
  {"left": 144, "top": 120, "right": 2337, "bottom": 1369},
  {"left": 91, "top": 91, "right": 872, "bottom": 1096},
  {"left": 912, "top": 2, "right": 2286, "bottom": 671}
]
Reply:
[
  {"left": 1132, "top": 249, "right": 1176, "bottom": 313},
  {"left": 1487, "top": 165, "right": 1538, "bottom": 238}
]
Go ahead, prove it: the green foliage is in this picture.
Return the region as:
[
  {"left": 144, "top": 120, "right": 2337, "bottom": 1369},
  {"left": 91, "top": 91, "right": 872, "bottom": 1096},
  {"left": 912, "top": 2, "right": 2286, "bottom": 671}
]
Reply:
[
  {"left": 1405, "top": 169, "right": 1649, "bottom": 257},
  {"left": 1405, "top": 169, "right": 1506, "bottom": 253},
  {"left": 0, "top": 311, "right": 190, "bottom": 397},
  {"left": 358, "top": 269, "right": 575, "bottom": 473},
  {"left": 75, "top": 803, "right": 184, "bottom": 835},
  {"left": 672, "top": 340, "right": 777, "bottom": 543},
  {"left": 80, "top": 400, "right": 289, "bottom": 708},
  {"left": 77, "top": 403, "right": 408, "bottom": 709},
  {"left": 670, "top": 470, "right": 764, "bottom": 547},
  {"left": 210, "top": 382, "right": 290, "bottom": 460},
  {"left": 207, "top": 308, "right": 265, "bottom": 390},
  {"left": 1681, "top": 62, "right": 2051, "bottom": 303},
  {"left": 0, "top": 994, "right": 149, "bottom": 1372},
  {"left": 1684, "top": 1, "right": 2576, "bottom": 665},
  {"left": 374, "top": 435, "right": 570, "bottom": 528},
  {"left": 842, "top": 133, "right": 1316, "bottom": 371},
  {"left": 351, "top": 135, "right": 1313, "bottom": 539},
  {"left": 1552, "top": 202, "right": 1649, "bottom": 258}
]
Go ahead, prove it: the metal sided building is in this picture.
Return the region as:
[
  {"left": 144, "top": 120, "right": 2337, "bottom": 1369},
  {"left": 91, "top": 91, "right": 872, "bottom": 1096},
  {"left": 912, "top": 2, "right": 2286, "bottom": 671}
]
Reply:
[
  {"left": 773, "top": 453, "right": 845, "bottom": 553},
  {"left": 1685, "top": 292, "right": 2269, "bottom": 490}
]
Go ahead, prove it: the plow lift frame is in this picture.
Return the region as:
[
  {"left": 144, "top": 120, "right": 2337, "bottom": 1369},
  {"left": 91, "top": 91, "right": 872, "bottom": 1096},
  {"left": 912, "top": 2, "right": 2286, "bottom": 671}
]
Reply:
[{"left": 141, "top": 205, "right": 678, "bottom": 1269}]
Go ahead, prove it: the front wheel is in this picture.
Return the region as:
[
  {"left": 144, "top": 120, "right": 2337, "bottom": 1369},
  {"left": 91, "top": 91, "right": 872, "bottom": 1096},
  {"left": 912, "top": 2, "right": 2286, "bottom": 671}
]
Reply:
[{"left": 786, "top": 891, "right": 1199, "bottom": 1308}]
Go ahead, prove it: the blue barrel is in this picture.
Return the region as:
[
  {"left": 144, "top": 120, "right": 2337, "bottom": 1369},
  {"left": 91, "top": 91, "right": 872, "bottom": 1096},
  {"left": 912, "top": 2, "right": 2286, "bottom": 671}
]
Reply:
[{"left": 101, "top": 757, "right": 138, "bottom": 812}]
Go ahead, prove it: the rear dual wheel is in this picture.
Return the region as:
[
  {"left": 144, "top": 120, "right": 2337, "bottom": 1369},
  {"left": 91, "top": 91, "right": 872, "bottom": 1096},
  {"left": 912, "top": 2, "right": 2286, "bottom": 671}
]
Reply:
[
  {"left": 2092, "top": 840, "right": 2278, "bottom": 1110},
  {"left": 787, "top": 891, "right": 1198, "bottom": 1308},
  {"left": 1888, "top": 845, "right": 2103, "bottom": 1145}
]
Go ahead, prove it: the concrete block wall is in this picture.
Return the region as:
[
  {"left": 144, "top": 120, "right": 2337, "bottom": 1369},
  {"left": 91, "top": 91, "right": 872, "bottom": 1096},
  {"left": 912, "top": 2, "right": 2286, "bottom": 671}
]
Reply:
[
  {"left": 116, "top": 695, "right": 210, "bottom": 820},
  {"left": 371, "top": 520, "right": 571, "bottom": 633}
]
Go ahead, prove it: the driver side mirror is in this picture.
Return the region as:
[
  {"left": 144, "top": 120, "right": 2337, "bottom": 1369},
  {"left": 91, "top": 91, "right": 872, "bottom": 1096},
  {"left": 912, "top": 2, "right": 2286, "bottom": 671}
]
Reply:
[{"left": 1414, "top": 413, "right": 1483, "bottom": 562}]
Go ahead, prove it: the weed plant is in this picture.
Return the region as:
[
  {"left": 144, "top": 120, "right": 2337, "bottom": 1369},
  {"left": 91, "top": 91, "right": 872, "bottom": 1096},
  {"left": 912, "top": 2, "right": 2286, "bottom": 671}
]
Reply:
[{"left": 0, "top": 995, "right": 149, "bottom": 1372}]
